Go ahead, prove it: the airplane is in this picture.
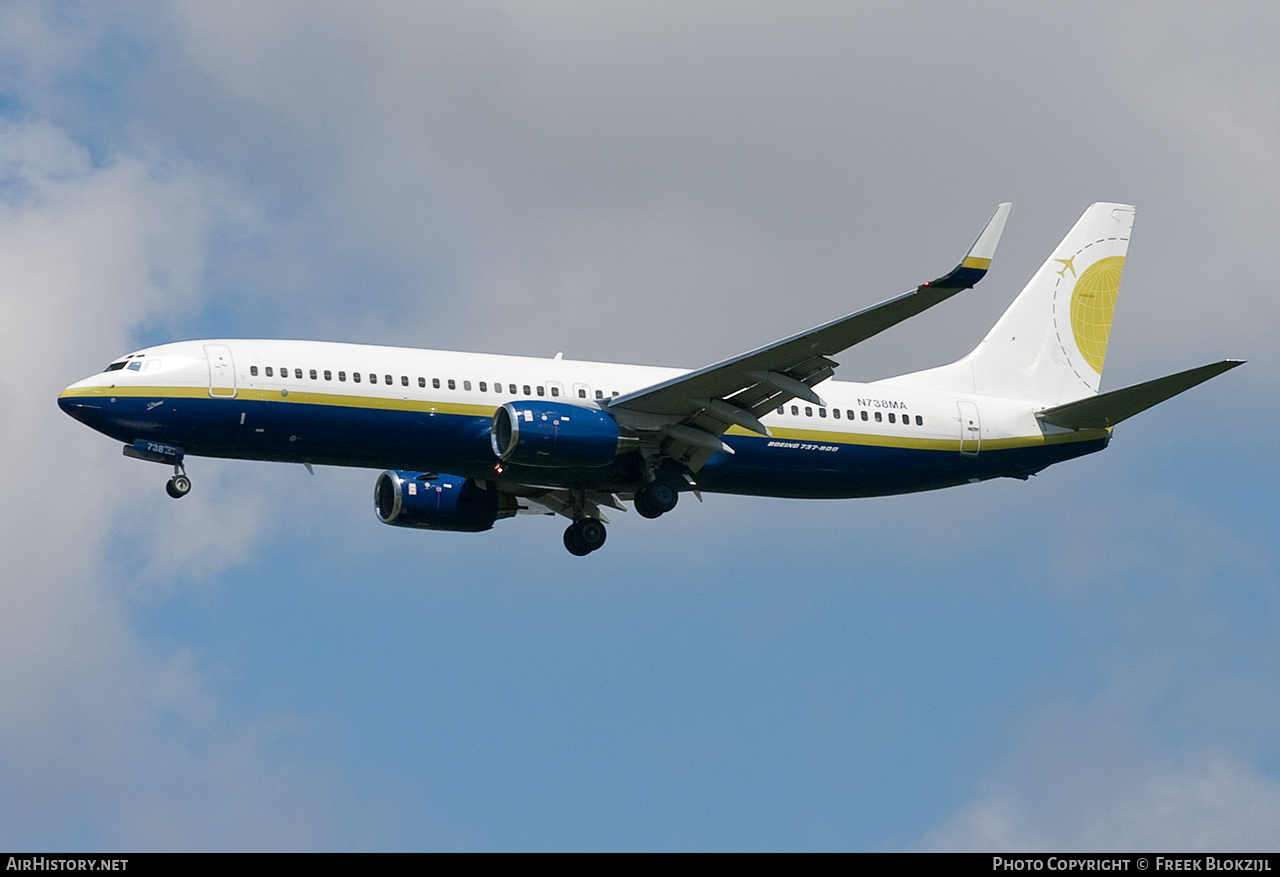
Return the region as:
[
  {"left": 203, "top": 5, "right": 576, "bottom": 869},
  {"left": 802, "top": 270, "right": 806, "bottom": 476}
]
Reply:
[{"left": 59, "top": 202, "right": 1241, "bottom": 555}]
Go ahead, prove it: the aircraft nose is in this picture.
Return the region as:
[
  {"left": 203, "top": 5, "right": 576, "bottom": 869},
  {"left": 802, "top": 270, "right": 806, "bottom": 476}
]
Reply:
[
  {"left": 57, "top": 378, "right": 121, "bottom": 433},
  {"left": 58, "top": 385, "right": 99, "bottom": 425}
]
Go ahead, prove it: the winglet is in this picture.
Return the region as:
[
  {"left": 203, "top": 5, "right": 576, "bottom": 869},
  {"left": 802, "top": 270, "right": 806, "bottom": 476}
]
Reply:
[{"left": 927, "top": 202, "right": 1012, "bottom": 290}]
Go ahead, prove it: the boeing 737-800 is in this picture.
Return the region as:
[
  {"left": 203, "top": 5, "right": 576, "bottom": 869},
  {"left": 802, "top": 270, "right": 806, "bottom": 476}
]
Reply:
[{"left": 59, "top": 203, "right": 1240, "bottom": 555}]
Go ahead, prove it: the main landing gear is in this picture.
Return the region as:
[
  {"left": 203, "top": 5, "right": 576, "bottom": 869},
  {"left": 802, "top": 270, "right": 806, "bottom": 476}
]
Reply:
[
  {"left": 563, "top": 518, "right": 607, "bottom": 556},
  {"left": 633, "top": 480, "right": 678, "bottom": 519}
]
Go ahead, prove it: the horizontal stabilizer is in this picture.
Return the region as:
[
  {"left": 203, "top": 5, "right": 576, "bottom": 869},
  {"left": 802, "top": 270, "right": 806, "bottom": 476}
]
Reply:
[{"left": 1036, "top": 360, "right": 1244, "bottom": 430}]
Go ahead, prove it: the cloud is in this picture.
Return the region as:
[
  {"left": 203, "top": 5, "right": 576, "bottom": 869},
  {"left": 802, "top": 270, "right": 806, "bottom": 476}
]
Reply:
[
  {"left": 919, "top": 727, "right": 1280, "bottom": 852},
  {"left": 0, "top": 113, "right": 361, "bottom": 849},
  {"left": 913, "top": 483, "right": 1280, "bottom": 852}
]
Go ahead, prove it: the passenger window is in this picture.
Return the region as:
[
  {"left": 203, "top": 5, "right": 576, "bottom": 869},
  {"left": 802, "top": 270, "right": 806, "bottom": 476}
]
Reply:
[
  {"left": 579, "top": 389, "right": 587, "bottom": 399},
  {"left": 464, "top": 381, "right": 471, "bottom": 391},
  {"left": 510, "top": 384, "right": 518, "bottom": 394},
  {"left": 281, "top": 367, "right": 287, "bottom": 377},
  {"left": 536, "top": 386, "right": 545, "bottom": 397},
  {"left": 875, "top": 411, "right": 882, "bottom": 422},
  {"left": 612, "top": 391, "right": 618, "bottom": 397},
  {"left": 888, "top": 413, "right": 896, "bottom": 424},
  {"left": 916, "top": 415, "right": 923, "bottom": 426},
  {"left": 847, "top": 410, "right": 855, "bottom": 420},
  {"left": 832, "top": 409, "right": 840, "bottom": 419},
  {"left": 338, "top": 371, "right": 346, "bottom": 382},
  {"left": 805, "top": 406, "right": 813, "bottom": 417},
  {"left": 310, "top": 369, "right": 317, "bottom": 380},
  {"left": 595, "top": 390, "right": 603, "bottom": 399},
  {"left": 819, "top": 408, "right": 827, "bottom": 418},
  {"left": 418, "top": 377, "right": 425, "bottom": 388},
  {"left": 353, "top": 372, "right": 361, "bottom": 383},
  {"left": 432, "top": 378, "right": 440, "bottom": 389},
  {"left": 777, "top": 407, "right": 784, "bottom": 414},
  {"left": 550, "top": 386, "right": 559, "bottom": 397},
  {"left": 522, "top": 385, "right": 531, "bottom": 396},
  {"left": 791, "top": 405, "right": 799, "bottom": 415},
  {"left": 324, "top": 370, "right": 331, "bottom": 381},
  {"left": 448, "top": 379, "right": 455, "bottom": 390},
  {"left": 385, "top": 375, "right": 392, "bottom": 385},
  {"left": 368, "top": 374, "right": 375, "bottom": 384},
  {"left": 861, "top": 411, "right": 868, "bottom": 421},
  {"left": 250, "top": 366, "right": 258, "bottom": 376},
  {"left": 265, "top": 367, "right": 273, "bottom": 377},
  {"left": 401, "top": 376, "right": 409, "bottom": 387},
  {"left": 479, "top": 382, "right": 487, "bottom": 392}
]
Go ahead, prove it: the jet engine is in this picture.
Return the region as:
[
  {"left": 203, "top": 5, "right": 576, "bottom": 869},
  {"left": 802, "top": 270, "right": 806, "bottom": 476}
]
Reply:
[
  {"left": 490, "top": 401, "right": 624, "bottom": 468},
  {"left": 374, "top": 471, "right": 515, "bottom": 532}
]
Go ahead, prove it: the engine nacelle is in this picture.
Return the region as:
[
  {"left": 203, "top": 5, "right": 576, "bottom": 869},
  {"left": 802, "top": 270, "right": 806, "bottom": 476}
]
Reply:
[
  {"left": 374, "top": 471, "right": 513, "bottom": 532},
  {"left": 490, "top": 400, "right": 621, "bottom": 468}
]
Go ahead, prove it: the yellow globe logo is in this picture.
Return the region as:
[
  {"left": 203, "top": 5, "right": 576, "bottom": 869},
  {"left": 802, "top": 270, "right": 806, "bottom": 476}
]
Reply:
[{"left": 1069, "top": 256, "right": 1125, "bottom": 373}]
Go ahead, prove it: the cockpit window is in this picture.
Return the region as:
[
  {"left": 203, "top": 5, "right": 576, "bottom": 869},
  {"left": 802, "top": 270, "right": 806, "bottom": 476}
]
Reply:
[
  {"left": 126, "top": 361, "right": 142, "bottom": 371},
  {"left": 104, "top": 361, "right": 127, "bottom": 372}
]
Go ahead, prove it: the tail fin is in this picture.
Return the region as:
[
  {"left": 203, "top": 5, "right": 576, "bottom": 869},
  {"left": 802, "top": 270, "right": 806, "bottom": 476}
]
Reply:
[
  {"left": 971, "top": 202, "right": 1134, "bottom": 404},
  {"left": 886, "top": 203, "right": 1135, "bottom": 406}
]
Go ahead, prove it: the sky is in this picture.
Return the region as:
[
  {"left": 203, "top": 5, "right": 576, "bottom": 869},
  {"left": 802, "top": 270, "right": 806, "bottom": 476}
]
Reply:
[{"left": 1, "top": 0, "right": 1277, "bottom": 852}]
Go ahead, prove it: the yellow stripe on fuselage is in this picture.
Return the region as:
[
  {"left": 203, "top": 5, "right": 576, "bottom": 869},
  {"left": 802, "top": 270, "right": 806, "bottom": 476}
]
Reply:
[
  {"left": 59, "top": 383, "right": 496, "bottom": 418},
  {"left": 725, "top": 423, "right": 1109, "bottom": 451},
  {"left": 62, "top": 383, "right": 1109, "bottom": 453}
]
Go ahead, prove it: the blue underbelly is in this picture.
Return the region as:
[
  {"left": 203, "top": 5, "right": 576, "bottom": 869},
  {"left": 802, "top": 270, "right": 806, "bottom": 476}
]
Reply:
[{"left": 85, "top": 395, "right": 1108, "bottom": 498}]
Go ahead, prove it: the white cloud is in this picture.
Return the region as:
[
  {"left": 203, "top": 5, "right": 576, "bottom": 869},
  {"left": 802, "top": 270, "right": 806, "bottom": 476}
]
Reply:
[
  {"left": 914, "top": 481, "right": 1280, "bottom": 852},
  {"left": 0, "top": 115, "right": 354, "bottom": 849},
  {"left": 920, "top": 735, "right": 1280, "bottom": 852}
]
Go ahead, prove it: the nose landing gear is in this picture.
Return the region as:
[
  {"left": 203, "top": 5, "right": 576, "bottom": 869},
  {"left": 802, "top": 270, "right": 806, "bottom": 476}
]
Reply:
[
  {"left": 123, "top": 439, "right": 191, "bottom": 499},
  {"left": 165, "top": 466, "right": 192, "bottom": 499}
]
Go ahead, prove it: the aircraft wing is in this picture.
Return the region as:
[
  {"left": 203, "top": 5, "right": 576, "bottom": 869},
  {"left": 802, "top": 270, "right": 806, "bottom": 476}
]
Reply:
[{"left": 606, "top": 203, "right": 1012, "bottom": 470}]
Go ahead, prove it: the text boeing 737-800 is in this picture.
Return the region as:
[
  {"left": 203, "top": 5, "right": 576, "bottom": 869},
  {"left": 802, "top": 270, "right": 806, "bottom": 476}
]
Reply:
[{"left": 59, "top": 203, "right": 1240, "bottom": 555}]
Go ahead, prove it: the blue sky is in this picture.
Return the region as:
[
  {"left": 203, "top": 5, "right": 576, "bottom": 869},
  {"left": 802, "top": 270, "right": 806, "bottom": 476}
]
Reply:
[{"left": 2, "top": 1, "right": 1278, "bottom": 851}]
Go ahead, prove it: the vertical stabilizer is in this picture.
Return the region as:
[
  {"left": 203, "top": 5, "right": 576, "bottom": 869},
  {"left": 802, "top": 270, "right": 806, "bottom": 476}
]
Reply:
[
  {"left": 886, "top": 203, "right": 1135, "bottom": 406},
  {"left": 970, "top": 202, "right": 1134, "bottom": 405}
]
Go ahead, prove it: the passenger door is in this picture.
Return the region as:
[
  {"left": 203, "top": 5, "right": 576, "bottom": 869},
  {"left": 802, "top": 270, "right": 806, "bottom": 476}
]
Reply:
[{"left": 205, "top": 344, "right": 236, "bottom": 398}]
